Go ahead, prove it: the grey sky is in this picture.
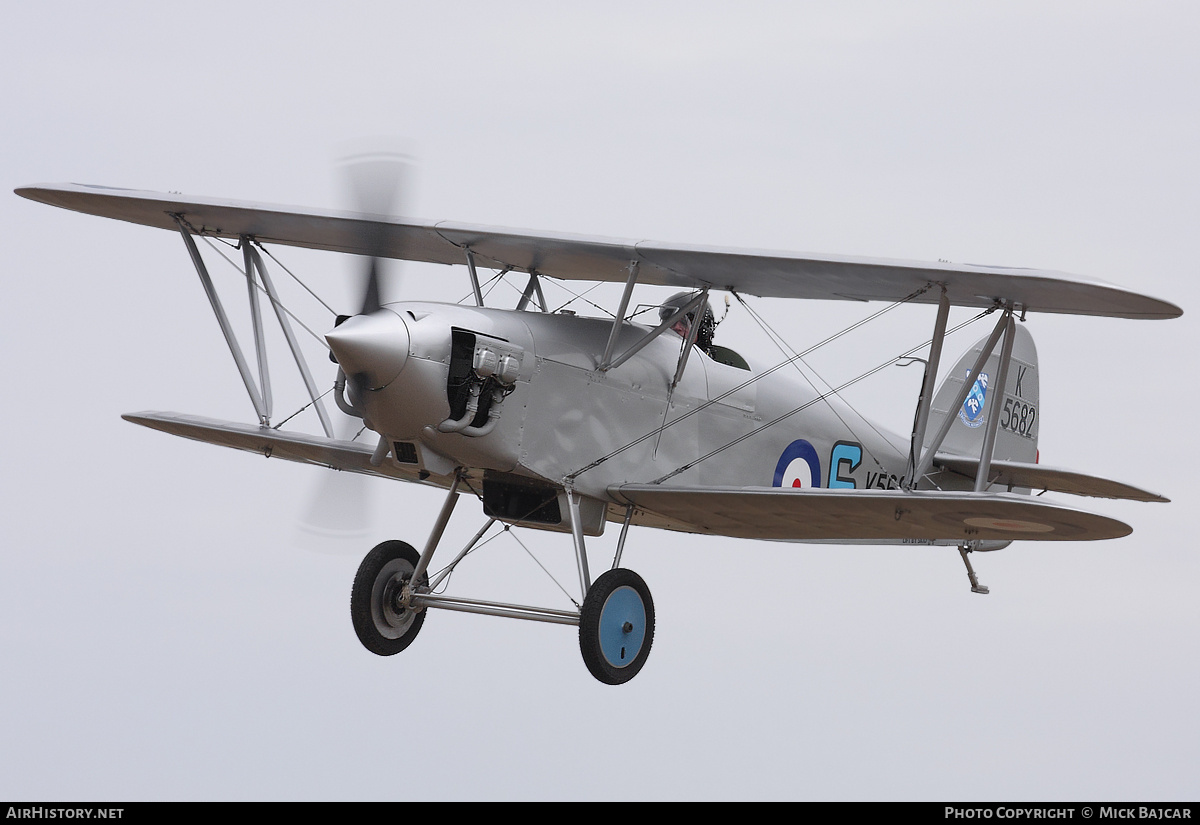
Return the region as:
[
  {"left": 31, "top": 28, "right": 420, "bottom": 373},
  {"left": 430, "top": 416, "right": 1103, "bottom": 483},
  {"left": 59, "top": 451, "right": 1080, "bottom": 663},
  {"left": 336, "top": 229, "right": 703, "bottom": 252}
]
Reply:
[{"left": 2, "top": 2, "right": 1197, "bottom": 800}]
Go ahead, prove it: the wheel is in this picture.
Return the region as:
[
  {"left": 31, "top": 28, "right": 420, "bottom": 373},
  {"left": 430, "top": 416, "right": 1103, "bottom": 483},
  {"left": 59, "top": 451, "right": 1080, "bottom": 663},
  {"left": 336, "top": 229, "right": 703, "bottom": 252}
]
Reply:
[
  {"left": 351, "top": 540, "right": 428, "bottom": 656},
  {"left": 579, "top": 568, "right": 655, "bottom": 685}
]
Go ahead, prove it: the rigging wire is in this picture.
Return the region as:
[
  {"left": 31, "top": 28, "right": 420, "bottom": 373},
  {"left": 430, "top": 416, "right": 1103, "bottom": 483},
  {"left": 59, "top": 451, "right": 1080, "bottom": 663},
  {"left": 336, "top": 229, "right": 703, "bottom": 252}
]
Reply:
[
  {"left": 196, "top": 234, "right": 331, "bottom": 348},
  {"left": 455, "top": 269, "right": 506, "bottom": 305},
  {"left": 182, "top": 229, "right": 360, "bottom": 435},
  {"left": 500, "top": 525, "right": 581, "bottom": 607},
  {"left": 271, "top": 384, "right": 336, "bottom": 430},
  {"left": 733, "top": 292, "right": 893, "bottom": 472},
  {"left": 648, "top": 306, "right": 997, "bottom": 485},
  {"left": 566, "top": 284, "right": 932, "bottom": 480},
  {"left": 456, "top": 267, "right": 617, "bottom": 318},
  {"left": 427, "top": 528, "right": 503, "bottom": 593},
  {"left": 481, "top": 271, "right": 508, "bottom": 302},
  {"left": 429, "top": 480, "right": 581, "bottom": 607},
  {"left": 547, "top": 277, "right": 615, "bottom": 318},
  {"left": 256, "top": 242, "right": 339, "bottom": 317}
]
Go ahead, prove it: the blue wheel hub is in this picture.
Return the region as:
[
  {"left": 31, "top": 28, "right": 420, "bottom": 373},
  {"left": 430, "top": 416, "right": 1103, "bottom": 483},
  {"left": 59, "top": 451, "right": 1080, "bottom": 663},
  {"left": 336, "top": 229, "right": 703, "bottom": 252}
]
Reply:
[{"left": 598, "top": 585, "right": 647, "bottom": 668}]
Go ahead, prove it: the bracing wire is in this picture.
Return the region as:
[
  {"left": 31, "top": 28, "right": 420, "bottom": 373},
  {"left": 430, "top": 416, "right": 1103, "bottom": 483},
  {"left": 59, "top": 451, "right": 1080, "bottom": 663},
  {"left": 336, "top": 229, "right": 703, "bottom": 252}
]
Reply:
[
  {"left": 648, "top": 305, "right": 997, "bottom": 485},
  {"left": 256, "top": 243, "right": 339, "bottom": 317},
  {"left": 566, "top": 284, "right": 933, "bottom": 480},
  {"left": 547, "top": 278, "right": 616, "bottom": 318},
  {"left": 429, "top": 479, "right": 583, "bottom": 608},
  {"left": 733, "top": 292, "right": 894, "bottom": 472},
  {"left": 196, "top": 234, "right": 331, "bottom": 348},
  {"left": 456, "top": 269, "right": 506, "bottom": 305},
  {"left": 271, "top": 384, "right": 336, "bottom": 430}
]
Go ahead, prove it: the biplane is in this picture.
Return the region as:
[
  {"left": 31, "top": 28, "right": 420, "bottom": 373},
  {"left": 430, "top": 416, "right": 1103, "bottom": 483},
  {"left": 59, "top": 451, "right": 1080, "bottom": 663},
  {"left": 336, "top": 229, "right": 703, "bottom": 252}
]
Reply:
[{"left": 16, "top": 182, "right": 1181, "bottom": 684}]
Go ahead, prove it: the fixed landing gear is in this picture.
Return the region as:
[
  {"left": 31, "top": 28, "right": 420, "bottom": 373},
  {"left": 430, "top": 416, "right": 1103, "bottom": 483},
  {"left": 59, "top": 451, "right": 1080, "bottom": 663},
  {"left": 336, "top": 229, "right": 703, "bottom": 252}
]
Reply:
[
  {"left": 350, "top": 540, "right": 428, "bottom": 655},
  {"left": 348, "top": 479, "right": 654, "bottom": 684},
  {"left": 349, "top": 534, "right": 657, "bottom": 685},
  {"left": 578, "top": 568, "right": 655, "bottom": 685}
]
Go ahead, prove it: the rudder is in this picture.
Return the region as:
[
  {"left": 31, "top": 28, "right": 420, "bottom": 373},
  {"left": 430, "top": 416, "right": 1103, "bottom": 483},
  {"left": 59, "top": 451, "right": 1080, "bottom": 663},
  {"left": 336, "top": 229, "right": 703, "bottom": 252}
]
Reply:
[{"left": 923, "top": 323, "right": 1040, "bottom": 466}]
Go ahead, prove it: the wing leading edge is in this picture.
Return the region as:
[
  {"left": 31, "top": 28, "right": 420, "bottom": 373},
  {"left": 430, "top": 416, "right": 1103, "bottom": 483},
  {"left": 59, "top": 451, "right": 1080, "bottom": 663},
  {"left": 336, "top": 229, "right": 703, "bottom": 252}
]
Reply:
[{"left": 17, "top": 183, "right": 1181, "bottom": 320}]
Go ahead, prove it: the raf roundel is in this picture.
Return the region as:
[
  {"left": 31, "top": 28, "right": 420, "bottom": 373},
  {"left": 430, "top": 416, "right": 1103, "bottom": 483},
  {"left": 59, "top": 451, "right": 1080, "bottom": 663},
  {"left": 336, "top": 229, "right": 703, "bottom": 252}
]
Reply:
[{"left": 773, "top": 439, "right": 822, "bottom": 489}]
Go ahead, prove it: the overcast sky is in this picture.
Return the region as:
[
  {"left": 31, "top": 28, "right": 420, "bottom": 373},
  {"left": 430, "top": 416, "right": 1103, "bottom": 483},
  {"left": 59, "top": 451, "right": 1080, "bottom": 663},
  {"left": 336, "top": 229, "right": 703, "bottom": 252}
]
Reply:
[{"left": 3, "top": 1, "right": 1198, "bottom": 801}]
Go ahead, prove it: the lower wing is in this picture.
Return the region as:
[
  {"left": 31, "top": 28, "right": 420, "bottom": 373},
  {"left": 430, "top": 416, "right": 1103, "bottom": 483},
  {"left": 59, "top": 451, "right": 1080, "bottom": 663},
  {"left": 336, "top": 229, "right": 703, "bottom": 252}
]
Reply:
[{"left": 610, "top": 484, "right": 1131, "bottom": 542}]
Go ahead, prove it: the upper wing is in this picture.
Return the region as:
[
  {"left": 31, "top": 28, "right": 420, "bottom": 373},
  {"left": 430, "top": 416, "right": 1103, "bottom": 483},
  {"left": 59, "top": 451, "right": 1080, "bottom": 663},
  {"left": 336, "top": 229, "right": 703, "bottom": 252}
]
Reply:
[
  {"left": 609, "top": 484, "right": 1132, "bottom": 542},
  {"left": 17, "top": 183, "right": 1181, "bottom": 320}
]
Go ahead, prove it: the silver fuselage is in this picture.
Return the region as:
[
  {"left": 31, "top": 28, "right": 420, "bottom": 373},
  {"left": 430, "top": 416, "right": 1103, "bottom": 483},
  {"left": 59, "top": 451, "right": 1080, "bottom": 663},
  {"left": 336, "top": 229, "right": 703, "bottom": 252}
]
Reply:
[{"left": 330, "top": 302, "right": 915, "bottom": 509}]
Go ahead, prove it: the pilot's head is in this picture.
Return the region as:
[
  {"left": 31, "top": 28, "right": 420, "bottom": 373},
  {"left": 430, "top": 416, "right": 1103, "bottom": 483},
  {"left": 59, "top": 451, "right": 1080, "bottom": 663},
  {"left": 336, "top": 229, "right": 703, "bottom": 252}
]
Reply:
[{"left": 659, "top": 291, "right": 716, "bottom": 351}]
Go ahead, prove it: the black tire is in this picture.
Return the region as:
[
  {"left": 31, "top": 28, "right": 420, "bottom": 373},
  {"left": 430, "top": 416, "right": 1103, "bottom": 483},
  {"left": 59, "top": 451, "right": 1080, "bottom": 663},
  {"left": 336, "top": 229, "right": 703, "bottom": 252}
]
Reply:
[
  {"left": 579, "top": 568, "right": 655, "bottom": 685},
  {"left": 351, "top": 540, "right": 428, "bottom": 656}
]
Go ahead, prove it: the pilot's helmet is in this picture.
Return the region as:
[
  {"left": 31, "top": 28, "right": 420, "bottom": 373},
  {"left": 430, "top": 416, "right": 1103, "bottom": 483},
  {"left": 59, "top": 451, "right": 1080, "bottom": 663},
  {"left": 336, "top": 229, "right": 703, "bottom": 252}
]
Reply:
[{"left": 659, "top": 291, "right": 715, "bottom": 350}]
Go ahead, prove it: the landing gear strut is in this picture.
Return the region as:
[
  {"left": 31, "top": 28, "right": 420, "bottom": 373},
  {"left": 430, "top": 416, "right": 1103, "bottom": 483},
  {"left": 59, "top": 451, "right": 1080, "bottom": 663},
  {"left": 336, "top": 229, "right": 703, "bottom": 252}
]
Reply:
[{"left": 347, "top": 476, "right": 656, "bottom": 684}]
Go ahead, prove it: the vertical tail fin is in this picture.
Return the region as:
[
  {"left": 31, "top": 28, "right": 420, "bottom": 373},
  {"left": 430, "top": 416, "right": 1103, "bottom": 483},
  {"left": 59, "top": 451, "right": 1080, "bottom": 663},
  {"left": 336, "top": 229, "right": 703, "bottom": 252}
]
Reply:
[{"left": 924, "top": 323, "right": 1040, "bottom": 465}]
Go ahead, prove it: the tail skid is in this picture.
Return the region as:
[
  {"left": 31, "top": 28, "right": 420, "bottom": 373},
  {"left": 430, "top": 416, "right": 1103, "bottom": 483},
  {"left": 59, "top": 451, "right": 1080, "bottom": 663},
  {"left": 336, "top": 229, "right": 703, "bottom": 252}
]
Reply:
[{"left": 911, "top": 318, "right": 1166, "bottom": 593}]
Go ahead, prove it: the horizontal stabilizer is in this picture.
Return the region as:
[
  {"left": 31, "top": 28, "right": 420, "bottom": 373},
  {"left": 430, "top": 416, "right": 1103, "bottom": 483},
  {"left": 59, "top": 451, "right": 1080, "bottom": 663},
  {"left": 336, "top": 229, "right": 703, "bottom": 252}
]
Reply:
[
  {"left": 933, "top": 454, "right": 1168, "bottom": 502},
  {"left": 609, "top": 484, "right": 1131, "bottom": 542},
  {"left": 18, "top": 183, "right": 1181, "bottom": 319},
  {"left": 122, "top": 411, "right": 445, "bottom": 488}
]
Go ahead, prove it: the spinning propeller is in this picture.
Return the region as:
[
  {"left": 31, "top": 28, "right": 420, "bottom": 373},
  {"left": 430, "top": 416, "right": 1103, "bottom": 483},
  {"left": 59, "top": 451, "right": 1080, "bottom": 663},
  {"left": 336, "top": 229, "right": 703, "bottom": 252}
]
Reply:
[
  {"left": 338, "top": 146, "right": 411, "bottom": 315},
  {"left": 296, "top": 144, "right": 416, "bottom": 550}
]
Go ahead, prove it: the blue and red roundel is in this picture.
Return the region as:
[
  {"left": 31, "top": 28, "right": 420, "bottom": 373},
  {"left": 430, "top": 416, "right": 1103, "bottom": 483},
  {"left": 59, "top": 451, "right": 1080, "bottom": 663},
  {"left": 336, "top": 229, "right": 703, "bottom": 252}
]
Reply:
[{"left": 773, "top": 439, "right": 822, "bottom": 489}]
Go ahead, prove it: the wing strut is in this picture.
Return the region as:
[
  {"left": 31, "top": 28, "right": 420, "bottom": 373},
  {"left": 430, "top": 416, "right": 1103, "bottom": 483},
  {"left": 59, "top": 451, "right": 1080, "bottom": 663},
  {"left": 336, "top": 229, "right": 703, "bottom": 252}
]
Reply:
[
  {"left": 464, "top": 249, "right": 485, "bottom": 307},
  {"left": 911, "top": 303, "right": 1015, "bottom": 485},
  {"left": 175, "top": 217, "right": 270, "bottom": 426},
  {"left": 174, "top": 217, "right": 335, "bottom": 437},
  {"left": 973, "top": 312, "right": 1017, "bottom": 492},
  {"left": 242, "top": 243, "right": 272, "bottom": 422},
  {"left": 600, "top": 289, "right": 709, "bottom": 372},
  {"left": 904, "top": 289, "right": 950, "bottom": 487},
  {"left": 670, "top": 287, "right": 708, "bottom": 391},
  {"left": 247, "top": 243, "right": 334, "bottom": 438},
  {"left": 515, "top": 271, "right": 548, "bottom": 312},
  {"left": 599, "top": 261, "right": 640, "bottom": 370}
]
